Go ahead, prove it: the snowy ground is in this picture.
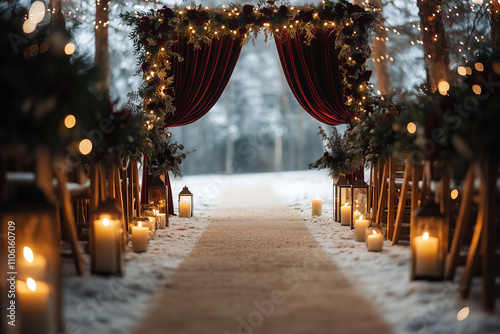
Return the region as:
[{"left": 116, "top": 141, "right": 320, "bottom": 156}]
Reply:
[{"left": 62, "top": 170, "right": 500, "bottom": 334}]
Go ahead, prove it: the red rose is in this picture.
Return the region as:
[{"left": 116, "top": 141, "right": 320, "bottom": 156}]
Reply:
[
  {"left": 326, "top": 156, "right": 335, "bottom": 163},
  {"left": 159, "top": 22, "right": 170, "bottom": 33},
  {"left": 243, "top": 4, "right": 254, "bottom": 16},
  {"left": 186, "top": 10, "right": 197, "bottom": 20},
  {"left": 239, "top": 26, "right": 248, "bottom": 34},
  {"left": 278, "top": 5, "right": 288, "bottom": 16},
  {"left": 362, "top": 70, "right": 372, "bottom": 82},
  {"left": 157, "top": 6, "right": 175, "bottom": 18},
  {"left": 229, "top": 18, "right": 239, "bottom": 30},
  {"left": 139, "top": 16, "right": 150, "bottom": 31},
  {"left": 346, "top": 77, "right": 356, "bottom": 85},
  {"left": 365, "top": 105, "right": 374, "bottom": 114},
  {"left": 334, "top": 3, "right": 344, "bottom": 16},
  {"left": 141, "top": 62, "right": 151, "bottom": 72},
  {"left": 200, "top": 10, "right": 208, "bottom": 19},
  {"left": 344, "top": 87, "right": 353, "bottom": 96},
  {"left": 351, "top": 53, "right": 367, "bottom": 64},
  {"left": 195, "top": 16, "right": 205, "bottom": 26},
  {"left": 299, "top": 10, "right": 313, "bottom": 23},
  {"left": 343, "top": 26, "right": 354, "bottom": 36},
  {"left": 260, "top": 8, "right": 272, "bottom": 16},
  {"left": 323, "top": 151, "right": 329, "bottom": 157}
]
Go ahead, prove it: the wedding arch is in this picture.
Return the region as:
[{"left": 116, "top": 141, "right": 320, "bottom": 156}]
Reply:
[{"left": 123, "top": 0, "right": 378, "bottom": 212}]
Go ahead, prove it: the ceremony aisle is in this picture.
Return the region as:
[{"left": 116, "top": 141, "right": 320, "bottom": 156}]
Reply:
[{"left": 132, "top": 185, "right": 391, "bottom": 334}]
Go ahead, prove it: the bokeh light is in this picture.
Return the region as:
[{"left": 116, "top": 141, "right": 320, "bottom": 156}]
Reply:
[
  {"left": 64, "top": 115, "right": 76, "bottom": 128},
  {"left": 29, "top": 1, "right": 46, "bottom": 24},
  {"left": 64, "top": 43, "right": 75, "bottom": 55},
  {"left": 407, "top": 122, "right": 417, "bottom": 134},
  {"left": 79, "top": 139, "right": 93, "bottom": 155}
]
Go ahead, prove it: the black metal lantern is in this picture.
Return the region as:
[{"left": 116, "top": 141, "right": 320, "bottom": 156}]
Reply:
[
  {"left": 338, "top": 179, "right": 352, "bottom": 226},
  {"left": 148, "top": 175, "right": 168, "bottom": 215},
  {"left": 178, "top": 186, "right": 193, "bottom": 218},
  {"left": 333, "top": 175, "right": 349, "bottom": 223},
  {"left": 90, "top": 200, "right": 124, "bottom": 276},
  {"left": 350, "top": 180, "right": 369, "bottom": 229},
  {"left": 0, "top": 186, "right": 62, "bottom": 334},
  {"left": 411, "top": 200, "right": 446, "bottom": 280}
]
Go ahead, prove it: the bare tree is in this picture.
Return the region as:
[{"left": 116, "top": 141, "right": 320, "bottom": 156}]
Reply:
[
  {"left": 95, "top": 0, "right": 110, "bottom": 90},
  {"left": 417, "top": 0, "right": 452, "bottom": 91}
]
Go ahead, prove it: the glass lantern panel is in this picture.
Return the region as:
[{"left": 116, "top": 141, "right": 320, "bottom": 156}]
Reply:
[{"left": 353, "top": 187, "right": 368, "bottom": 216}]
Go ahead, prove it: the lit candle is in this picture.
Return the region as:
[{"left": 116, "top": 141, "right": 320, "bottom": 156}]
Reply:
[
  {"left": 414, "top": 232, "right": 439, "bottom": 276},
  {"left": 157, "top": 213, "right": 166, "bottom": 229},
  {"left": 366, "top": 230, "right": 384, "bottom": 251},
  {"left": 311, "top": 197, "right": 322, "bottom": 216},
  {"left": 179, "top": 197, "right": 191, "bottom": 218},
  {"left": 17, "top": 278, "right": 52, "bottom": 334},
  {"left": 353, "top": 210, "right": 361, "bottom": 222},
  {"left": 93, "top": 218, "right": 117, "bottom": 272},
  {"left": 354, "top": 216, "right": 370, "bottom": 242},
  {"left": 340, "top": 203, "right": 351, "bottom": 226},
  {"left": 18, "top": 246, "right": 47, "bottom": 281},
  {"left": 132, "top": 222, "right": 149, "bottom": 252}
]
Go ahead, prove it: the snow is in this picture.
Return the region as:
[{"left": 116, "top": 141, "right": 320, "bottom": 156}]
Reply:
[{"left": 62, "top": 170, "right": 500, "bottom": 334}]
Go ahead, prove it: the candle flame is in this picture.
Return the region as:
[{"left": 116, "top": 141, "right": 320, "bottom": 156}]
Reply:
[
  {"left": 23, "top": 246, "right": 34, "bottom": 263},
  {"left": 103, "top": 218, "right": 110, "bottom": 227},
  {"left": 359, "top": 215, "right": 364, "bottom": 220},
  {"left": 343, "top": 203, "right": 349, "bottom": 207},
  {"left": 423, "top": 232, "right": 430, "bottom": 240},
  {"left": 372, "top": 230, "right": 377, "bottom": 235},
  {"left": 138, "top": 222, "right": 143, "bottom": 228},
  {"left": 27, "top": 277, "right": 36, "bottom": 291}
]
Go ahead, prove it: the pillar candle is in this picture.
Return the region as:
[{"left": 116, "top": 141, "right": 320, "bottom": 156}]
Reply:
[
  {"left": 354, "top": 217, "right": 370, "bottom": 242},
  {"left": 414, "top": 232, "right": 439, "bottom": 276},
  {"left": 179, "top": 197, "right": 191, "bottom": 218},
  {"left": 17, "top": 278, "right": 53, "bottom": 334},
  {"left": 311, "top": 197, "right": 322, "bottom": 216},
  {"left": 157, "top": 213, "right": 166, "bottom": 229},
  {"left": 93, "top": 218, "right": 117, "bottom": 272},
  {"left": 340, "top": 205, "right": 351, "bottom": 226},
  {"left": 366, "top": 230, "right": 384, "bottom": 251},
  {"left": 18, "top": 247, "right": 47, "bottom": 281},
  {"left": 131, "top": 224, "right": 149, "bottom": 252}
]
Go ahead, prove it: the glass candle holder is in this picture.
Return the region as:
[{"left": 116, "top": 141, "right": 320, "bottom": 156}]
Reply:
[
  {"left": 130, "top": 217, "right": 152, "bottom": 252},
  {"left": 365, "top": 224, "right": 384, "bottom": 252}
]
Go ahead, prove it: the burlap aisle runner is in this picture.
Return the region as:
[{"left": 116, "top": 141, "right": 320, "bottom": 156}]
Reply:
[{"left": 133, "top": 186, "right": 391, "bottom": 334}]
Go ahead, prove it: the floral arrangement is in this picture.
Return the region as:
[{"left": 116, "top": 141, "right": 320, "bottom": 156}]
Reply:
[
  {"left": 121, "top": 0, "right": 379, "bottom": 135},
  {"left": 146, "top": 133, "right": 194, "bottom": 177},
  {"left": 308, "top": 126, "right": 361, "bottom": 178}
]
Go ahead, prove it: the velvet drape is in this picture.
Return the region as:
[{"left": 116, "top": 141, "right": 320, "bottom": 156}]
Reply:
[
  {"left": 142, "top": 35, "right": 243, "bottom": 213},
  {"left": 274, "top": 28, "right": 352, "bottom": 125}
]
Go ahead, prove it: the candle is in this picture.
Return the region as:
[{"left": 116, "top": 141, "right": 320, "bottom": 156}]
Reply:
[
  {"left": 354, "top": 216, "right": 370, "bottom": 242},
  {"left": 366, "top": 230, "right": 384, "bottom": 251},
  {"left": 18, "top": 246, "right": 47, "bottom": 281},
  {"left": 157, "top": 213, "right": 166, "bottom": 229},
  {"left": 17, "top": 278, "right": 53, "bottom": 334},
  {"left": 93, "top": 218, "right": 118, "bottom": 272},
  {"left": 311, "top": 197, "right": 322, "bottom": 216},
  {"left": 179, "top": 197, "right": 191, "bottom": 218},
  {"left": 340, "top": 204, "right": 351, "bottom": 226},
  {"left": 132, "top": 223, "right": 149, "bottom": 252},
  {"left": 414, "top": 232, "right": 439, "bottom": 276}
]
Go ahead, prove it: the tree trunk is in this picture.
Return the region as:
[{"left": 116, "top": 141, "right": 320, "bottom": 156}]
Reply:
[
  {"left": 49, "top": 0, "right": 66, "bottom": 31},
  {"left": 417, "top": 0, "right": 452, "bottom": 92},
  {"left": 353, "top": 0, "right": 393, "bottom": 94},
  {"left": 225, "top": 85, "right": 233, "bottom": 175},
  {"left": 491, "top": 2, "right": 500, "bottom": 53},
  {"left": 95, "top": 0, "right": 110, "bottom": 90}
]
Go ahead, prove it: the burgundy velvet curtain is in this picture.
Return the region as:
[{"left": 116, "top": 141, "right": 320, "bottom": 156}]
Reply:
[
  {"left": 142, "top": 35, "right": 243, "bottom": 213},
  {"left": 274, "top": 28, "right": 352, "bottom": 125}
]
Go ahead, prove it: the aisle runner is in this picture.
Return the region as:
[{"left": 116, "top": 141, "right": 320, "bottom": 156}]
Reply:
[{"left": 133, "top": 186, "right": 391, "bottom": 334}]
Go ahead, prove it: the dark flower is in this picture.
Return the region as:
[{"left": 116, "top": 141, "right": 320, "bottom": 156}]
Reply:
[
  {"left": 239, "top": 26, "right": 248, "bottom": 35},
  {"left": 326, "top": 156, "right": 335, "bottom": 163},
  {"left": 139, "top": 16, "right": 150, "bottom": 31},
  {"left": 195, "top": 16, "right": 205, "bottom": 26},
  {"left": 163, "top": 87, "right": 173, "bottom": 96},
  {"left": 352, "top": 4, "right": 364, "bottom": 13},
  {"left": 244, "top": 15, "right": 256, "bottom": 24},
  {"left": 243, "top": 4, "right": 254, "bottom": 16},
  {"left": 141, "top": 62, "right": 151, "bottom": 72},
  {"left": 152, "top": 76, "right": 161, "bottom": 87},
  {"left": 186, "top": 10, "right": 197, "bottom": 20},
  {"left": 365, "top": 105, "right": 374, "bottom": 114},
  {"left": 359, "top": 14, "right": 375, "bottom": 26},
  {"left": 323, "top": 151, "right": 329, "bottom": 157},
  {"left": 278, "top": 5, "right": 288, "bottom": 16},
  {"left": 344, "top": 87, "right": 352, "bottom": 96},
  {"left": 146, "top": 102, "right": 157, "bottom": 110},
  {"left": 260, "top": 8, "right": 273, "bottom": 16},
  {"left": 200, "top": 10, "right": 208, "bottom": 19},
  {"left": 141, "top": 38, "right": 148, "bottom": 46},
  {"left": 159, "top": 22, "right": 170, "bottom": 33},
  {"left": 334, "top": 3, "right": 344, "bottom": 16},
  {"left": 164, "top": 149, "right": 172, "bottom": 156},
  {"left": 362, "top": 70, "right": 372, "bottom": 82},
  {"left": 351, "top": 53, "right": 367, "bottom": 64},
  {"left": 342, "top": 37, "right": 352, "bottom": 45},
  {"left": 346, "top": 77, "right": 356, "bottom": 85},
  {"left": 156, "top": 36, "right": 166, "bottom": 46},
  {"left": 229, "top": 18, "right": 239, "bottom": 30},
  {"left": 299, "top": 10, "right": 313, "bottom": 23},
  {"left": 352, "top": 89, "right": 362, "bottom": 99},
  {"left": 215, "top": 14, "right": 224, "bottom": 22},
  {"left": 157, "top": 6, "right": 175, "bottom": 18},
  {"left": 342, "top": 25, "right": 354, "bottom": 36},
  {"left": 255, "top": 17, "right": 268, "bottom": 26},
  {"left": 345, "top": 66, "right": 357, "bottom": 76}
]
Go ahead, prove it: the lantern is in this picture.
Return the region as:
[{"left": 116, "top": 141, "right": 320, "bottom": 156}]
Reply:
[
  {"left": 90, "top": 200, "right": 124, "bottom": 276},
  {"left": 350, "top": 180, "right": 369, "bottom": 229},
  {"left": 333, "top": 175, "right": 349, "bottom": 223},
  {"left": 338, "top": 180, "right": 352, "bottom": 226},
  {"left": 178, "top": 186, "right": 193, "bottom": 218},
  {"left": 147, "top": 175, "right": 169, "bottom": 227},
  {"left": 0, "top": 185, "right": 62, "bottom": 334},
  {"left": 141, "top": 204, "right": 159, "bottom": 231},
  {"left": 411, "top": 200, "right": 446, "bottom": 280}
]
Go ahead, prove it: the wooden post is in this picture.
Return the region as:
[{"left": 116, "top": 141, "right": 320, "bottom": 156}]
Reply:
[
  {"left": 387, "top": 157, "right": 396, "bottom": 240},
  {"left": 392, "top": 160, "right": 411, "bottom": 244},
  {"left": 482, "top": 159, "right": 497, "bottom": 311}
]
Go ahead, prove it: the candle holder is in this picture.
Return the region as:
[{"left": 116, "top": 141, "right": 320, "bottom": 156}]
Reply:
[
  {"left": 147, "top": 175, "right": 169, "bottom": 227},
  {"left": 0, "top": 185, "right": 62, "bottom": 334},
  {"left": 338, "top": 180, "right": 352, "bottom": 226},
  {"left": 411, "top": 200, "right": 446, "bottom": 280},
  {"left": 351, "top": 180, "right": 369, "bottom": 229},
  {"left": 178, "top": 186, "right": 193, "bottom": 218},
  {"left": 142, "top": 204, "right": 159, "bottom": 232},
  {"left": 131, "top": 216, "right": 155, "bottom": 240},
  {"left": 354, "top": 214, "right": 371, "bottom": 242},
  {"left": 365, "top": 222, "right": 384, "bottom": 252},
  {"left": 333, "top": 175, "right": 349, "bottom": 223},
  {"left": 90, "top": 200, "right": 124, "bottom": 276},
  {"left": 130, "top": 217, "right": 152, "bottom": 252}
]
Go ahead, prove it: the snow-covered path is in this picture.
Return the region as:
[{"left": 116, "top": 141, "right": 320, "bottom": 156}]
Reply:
[{"left": 131, "top": 185, "right": 391, "bottom": 334}]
